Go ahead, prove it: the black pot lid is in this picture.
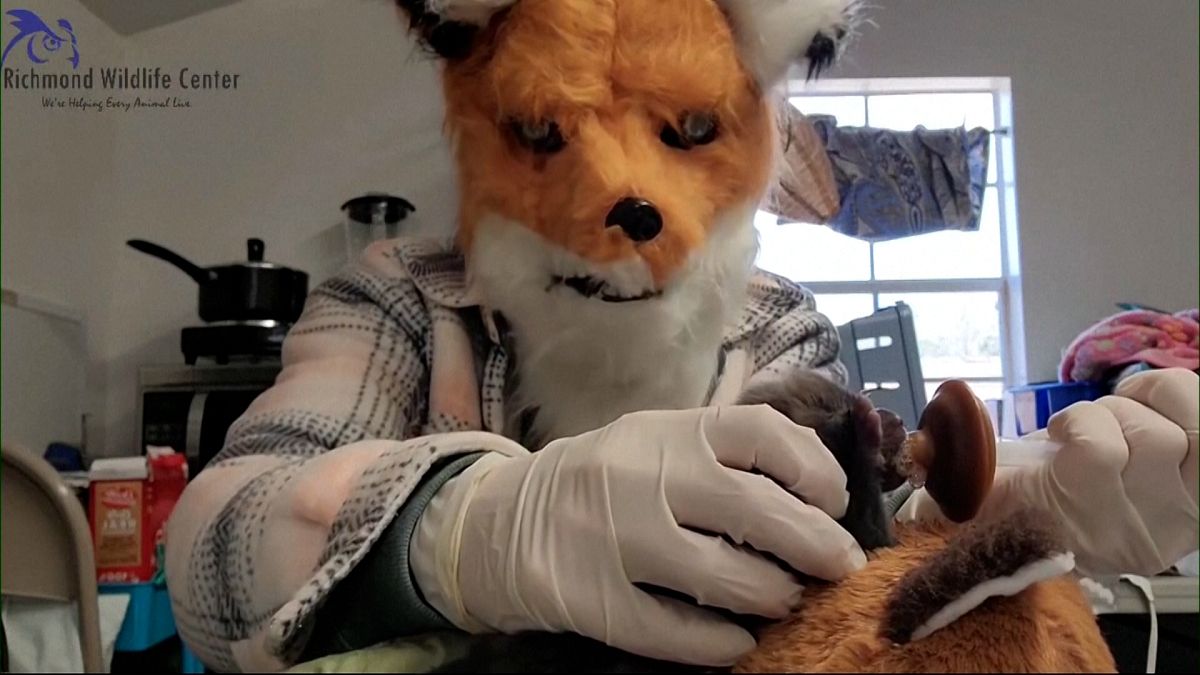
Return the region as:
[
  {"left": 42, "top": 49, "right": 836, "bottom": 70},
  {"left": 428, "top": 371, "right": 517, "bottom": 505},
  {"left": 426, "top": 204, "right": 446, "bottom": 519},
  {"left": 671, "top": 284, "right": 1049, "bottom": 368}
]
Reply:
[{"left": 341, "top": 193, "right": 417, "bottom": 225}]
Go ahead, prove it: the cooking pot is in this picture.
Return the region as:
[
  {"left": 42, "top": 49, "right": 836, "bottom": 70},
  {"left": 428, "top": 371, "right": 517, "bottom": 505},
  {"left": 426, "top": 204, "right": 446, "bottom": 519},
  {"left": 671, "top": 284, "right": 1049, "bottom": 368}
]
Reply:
[{"left": 127, "top": 238, "right": 309, "bottom": 324}]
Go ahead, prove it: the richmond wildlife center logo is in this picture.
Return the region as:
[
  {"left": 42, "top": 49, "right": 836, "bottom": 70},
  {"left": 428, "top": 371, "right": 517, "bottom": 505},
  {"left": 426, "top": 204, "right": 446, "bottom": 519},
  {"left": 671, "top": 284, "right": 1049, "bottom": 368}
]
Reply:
[
  {"left": 1, "top": 9, "right": 79, "bottom": 70},
  {"left": 1, "top": 7, "right": 244, "bottom": 112}
]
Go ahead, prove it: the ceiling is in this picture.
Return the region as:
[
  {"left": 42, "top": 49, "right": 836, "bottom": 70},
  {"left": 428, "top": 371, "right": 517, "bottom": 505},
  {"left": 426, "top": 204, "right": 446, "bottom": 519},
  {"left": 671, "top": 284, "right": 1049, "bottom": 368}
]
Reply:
[{"left": 77, "top": 0, "right": 244, "bottom": 35}]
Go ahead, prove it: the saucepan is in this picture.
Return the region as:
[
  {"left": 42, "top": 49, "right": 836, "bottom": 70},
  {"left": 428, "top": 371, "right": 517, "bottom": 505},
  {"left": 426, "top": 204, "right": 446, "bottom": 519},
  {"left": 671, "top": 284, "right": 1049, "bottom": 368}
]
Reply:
[{"left": 126, "top": 238, "right": 309, "bottom": 324}]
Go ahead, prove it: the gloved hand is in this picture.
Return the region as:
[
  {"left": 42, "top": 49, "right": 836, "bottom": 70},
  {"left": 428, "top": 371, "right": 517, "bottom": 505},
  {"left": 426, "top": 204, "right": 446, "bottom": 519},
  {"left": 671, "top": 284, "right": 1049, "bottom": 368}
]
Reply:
[
  {"left": 903, "top": 368, "right": 1197, "bottom": 577},
  {"left": 410, "top": 405, "right": 866, "bottom": 666}
]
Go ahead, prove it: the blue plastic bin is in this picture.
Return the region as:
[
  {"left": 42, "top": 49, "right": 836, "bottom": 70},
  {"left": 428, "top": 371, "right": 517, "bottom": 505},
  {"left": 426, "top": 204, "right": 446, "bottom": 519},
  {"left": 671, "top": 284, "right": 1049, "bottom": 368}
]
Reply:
[
  {"left": 1008, "top": 380, "right": 1110, "bottom": 436},
  {"left": 181, "top": 645, "right": 204, "bottom": 673},
  {"left": 99, "top": 582, "right": 205, "bottom": 672}
]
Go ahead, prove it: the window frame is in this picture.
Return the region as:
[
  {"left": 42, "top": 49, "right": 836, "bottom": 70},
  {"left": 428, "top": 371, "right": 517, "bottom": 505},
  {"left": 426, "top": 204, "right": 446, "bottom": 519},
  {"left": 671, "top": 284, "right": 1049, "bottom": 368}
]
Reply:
[{"left": 776, "top": 77, "right": 1025, "bottom": 394}]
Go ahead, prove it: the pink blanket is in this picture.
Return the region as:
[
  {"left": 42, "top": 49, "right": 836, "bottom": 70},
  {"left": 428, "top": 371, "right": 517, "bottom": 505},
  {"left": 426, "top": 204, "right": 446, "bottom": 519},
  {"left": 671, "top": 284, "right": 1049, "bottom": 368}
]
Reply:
[{"left": 1060, "top": 309, "right": 1200, "bottom": 382}]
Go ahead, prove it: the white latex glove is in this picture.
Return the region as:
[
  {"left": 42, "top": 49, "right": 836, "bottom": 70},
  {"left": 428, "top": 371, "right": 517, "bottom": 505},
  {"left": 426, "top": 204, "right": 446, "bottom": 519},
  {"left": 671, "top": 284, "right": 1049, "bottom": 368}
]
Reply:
[
  {"left": 902, "top": 368, "right": 1198, "bottom": 577},
  {"left": 411, "top": 405, "right": 866, "bottom": 666}
]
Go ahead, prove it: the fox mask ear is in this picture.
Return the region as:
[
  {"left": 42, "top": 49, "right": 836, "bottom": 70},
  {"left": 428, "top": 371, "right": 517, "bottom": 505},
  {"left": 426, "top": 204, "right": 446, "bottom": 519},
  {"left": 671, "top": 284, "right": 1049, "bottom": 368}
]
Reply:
[
  {"left": 394, "top": 0, "right": 858, "bottom": 86},
  {"left": 392, "top": 0, "right": 515, "bottom": 59},
  {"left": 716, "top": 0, "right": 860, "bottom": 86}
]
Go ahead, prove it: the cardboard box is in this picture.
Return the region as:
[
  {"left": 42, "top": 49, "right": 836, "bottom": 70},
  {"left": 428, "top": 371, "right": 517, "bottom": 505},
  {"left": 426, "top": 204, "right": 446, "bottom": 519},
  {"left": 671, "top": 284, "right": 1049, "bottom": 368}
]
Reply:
[
  {"left": 88, "top": 451, "right": 189, "bottom": 584},
  {"left": 89, "top": 458, "right": 152, "bottom": 583},
  {"left": 146, "top": 450, "right": 188, "bottom": 563}
]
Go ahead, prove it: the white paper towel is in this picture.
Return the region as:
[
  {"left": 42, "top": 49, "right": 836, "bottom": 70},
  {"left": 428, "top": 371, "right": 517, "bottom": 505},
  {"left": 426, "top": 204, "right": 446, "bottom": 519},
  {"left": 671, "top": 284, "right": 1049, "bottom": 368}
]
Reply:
[{"left": 1, "top": 594, "right": 130, "bottom": 673}]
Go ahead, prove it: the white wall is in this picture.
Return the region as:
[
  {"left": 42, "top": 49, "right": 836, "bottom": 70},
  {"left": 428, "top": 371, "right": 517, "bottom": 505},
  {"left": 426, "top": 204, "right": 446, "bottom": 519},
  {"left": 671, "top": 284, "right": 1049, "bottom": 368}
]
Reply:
[
  {"left": 3, "top": 0, "right": 457, "bottom": 456},
  {"left": 830, "top": 0, "right": 1200, "bottom": 381},
  {"left": 1, "top": 0, "right": 124, "bottom": 453},
  {"left": 3, "top": 0, "right": 1197, "bottom": 456}
]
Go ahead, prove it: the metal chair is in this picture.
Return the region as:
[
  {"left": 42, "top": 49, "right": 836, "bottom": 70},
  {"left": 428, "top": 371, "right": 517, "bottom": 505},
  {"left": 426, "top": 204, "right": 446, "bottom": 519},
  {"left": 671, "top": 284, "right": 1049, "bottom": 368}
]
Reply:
[{"left": 1, "top": 442, "right": 104, "bottom": 672}]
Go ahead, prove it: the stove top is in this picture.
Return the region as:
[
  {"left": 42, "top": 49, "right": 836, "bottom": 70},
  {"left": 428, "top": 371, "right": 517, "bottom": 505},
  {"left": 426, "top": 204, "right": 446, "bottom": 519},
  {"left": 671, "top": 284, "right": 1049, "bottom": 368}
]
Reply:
[{"left": 180, "top": 320, "right": 290, "bottom": 365}]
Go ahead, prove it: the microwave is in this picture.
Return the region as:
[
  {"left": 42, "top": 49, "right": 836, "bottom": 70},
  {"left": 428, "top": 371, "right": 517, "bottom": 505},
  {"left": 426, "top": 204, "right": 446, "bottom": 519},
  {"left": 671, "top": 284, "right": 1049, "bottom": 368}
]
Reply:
[{"left": 137, "top": 362, "right": 281, "bottom": 476}]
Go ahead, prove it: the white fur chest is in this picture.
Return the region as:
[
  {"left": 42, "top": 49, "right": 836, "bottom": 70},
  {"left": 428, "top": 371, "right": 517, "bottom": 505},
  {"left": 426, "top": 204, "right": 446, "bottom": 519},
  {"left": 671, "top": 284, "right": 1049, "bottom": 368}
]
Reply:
[
  {"left": 502, "top": 309, "right": 725, "bottom": 448},
  {"left": 469, "top": 208, "right": 758, "bottom": 449}
]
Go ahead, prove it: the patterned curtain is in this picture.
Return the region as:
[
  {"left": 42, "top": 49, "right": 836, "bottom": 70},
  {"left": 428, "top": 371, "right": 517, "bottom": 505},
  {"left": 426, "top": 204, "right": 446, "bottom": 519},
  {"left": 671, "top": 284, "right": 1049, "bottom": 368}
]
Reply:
[
  {"left": 762, "top": 105, "right": 841, "bottom": 225},
  {"left": 764, "top": 107, "right": 992, "bottom": 242}
]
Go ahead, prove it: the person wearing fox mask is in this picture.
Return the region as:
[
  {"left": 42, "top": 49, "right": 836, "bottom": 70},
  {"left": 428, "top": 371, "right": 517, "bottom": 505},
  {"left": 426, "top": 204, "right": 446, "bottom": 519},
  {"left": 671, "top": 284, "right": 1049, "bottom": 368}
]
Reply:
[{"left": 165, "top": 0, "right": 1199, "bottom": 671}]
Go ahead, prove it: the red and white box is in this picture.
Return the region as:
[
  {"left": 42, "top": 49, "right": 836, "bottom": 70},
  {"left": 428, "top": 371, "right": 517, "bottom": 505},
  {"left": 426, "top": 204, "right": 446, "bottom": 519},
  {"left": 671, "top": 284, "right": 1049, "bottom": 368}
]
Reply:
[
  {"left": 88, "top": 450, "right": 188, "bottom": 583},
  {"left": 89, "top": 457, "right": 153, "bottom": 583}
]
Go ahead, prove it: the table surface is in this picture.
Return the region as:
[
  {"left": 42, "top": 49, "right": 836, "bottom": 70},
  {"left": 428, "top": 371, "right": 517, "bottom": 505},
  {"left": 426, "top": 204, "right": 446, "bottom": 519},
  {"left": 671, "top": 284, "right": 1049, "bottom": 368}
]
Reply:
[{"left": 1088, "top": 575, "right": 1199, "bottom": 615}]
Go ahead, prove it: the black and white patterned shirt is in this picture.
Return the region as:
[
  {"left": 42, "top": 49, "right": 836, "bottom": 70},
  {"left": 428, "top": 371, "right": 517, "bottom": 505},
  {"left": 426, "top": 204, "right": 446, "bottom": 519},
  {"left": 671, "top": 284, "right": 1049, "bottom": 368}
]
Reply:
[{"left": 164, "top": 236, "right": 843, "bottom": 671}]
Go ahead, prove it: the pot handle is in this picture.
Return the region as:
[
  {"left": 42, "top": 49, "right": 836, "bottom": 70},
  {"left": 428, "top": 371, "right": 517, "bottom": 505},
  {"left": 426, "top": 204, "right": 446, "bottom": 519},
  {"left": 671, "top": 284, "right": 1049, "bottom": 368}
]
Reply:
[
  {"left": 126, "top": 239, "right": 215, "bottom": 285},
  {"left": 248, "top": 238, "right": 265, "bottom": 262}
]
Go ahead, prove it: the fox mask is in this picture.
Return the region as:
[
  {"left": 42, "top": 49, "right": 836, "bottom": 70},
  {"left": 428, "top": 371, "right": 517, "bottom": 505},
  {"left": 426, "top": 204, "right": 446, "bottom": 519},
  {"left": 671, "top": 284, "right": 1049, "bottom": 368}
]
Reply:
[{"left": 395, "top": 0, "right": 856, "bottom": 293}]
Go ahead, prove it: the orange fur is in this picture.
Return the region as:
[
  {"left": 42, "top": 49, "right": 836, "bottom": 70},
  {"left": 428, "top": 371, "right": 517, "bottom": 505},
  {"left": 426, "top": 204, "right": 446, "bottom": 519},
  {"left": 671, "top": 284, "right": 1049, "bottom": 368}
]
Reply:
[
  {"left": 735, "top": 522, "right": 1117, "bottom": 673},
  {"left": 439, "top": 0, "right": 774, "bottom": 285}
]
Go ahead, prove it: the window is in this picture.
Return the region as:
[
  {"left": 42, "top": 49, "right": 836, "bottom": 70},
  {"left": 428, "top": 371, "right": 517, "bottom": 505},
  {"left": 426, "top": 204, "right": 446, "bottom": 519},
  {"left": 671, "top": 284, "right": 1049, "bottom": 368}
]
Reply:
[{"left": 754, "top": 78, "right": 1023, "bottom": 401}]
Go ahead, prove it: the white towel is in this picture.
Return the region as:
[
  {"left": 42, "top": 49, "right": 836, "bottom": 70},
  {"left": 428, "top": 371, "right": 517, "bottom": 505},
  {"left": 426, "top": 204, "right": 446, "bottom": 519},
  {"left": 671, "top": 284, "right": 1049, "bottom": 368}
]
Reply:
[{"left": 1, "top": 594, "right": 130, "bottom": 673}]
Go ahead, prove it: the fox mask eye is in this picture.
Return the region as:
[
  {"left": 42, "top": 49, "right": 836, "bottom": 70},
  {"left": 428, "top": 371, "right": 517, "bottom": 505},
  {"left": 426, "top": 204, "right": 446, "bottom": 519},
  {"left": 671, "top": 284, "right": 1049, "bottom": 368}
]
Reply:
[
  {"left": 509, "top": 119, "right": 567, "bottom": 154},
  {"left": 660, "top": 111, "right": 720, "bottom": 150}
]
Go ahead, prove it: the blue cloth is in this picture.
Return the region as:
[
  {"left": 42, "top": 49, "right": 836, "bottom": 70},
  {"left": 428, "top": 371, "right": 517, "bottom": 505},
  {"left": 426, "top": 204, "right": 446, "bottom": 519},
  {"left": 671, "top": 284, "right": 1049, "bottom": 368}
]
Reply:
[{"left": 811, "top": 116, "right": 991, "bottom": 242}]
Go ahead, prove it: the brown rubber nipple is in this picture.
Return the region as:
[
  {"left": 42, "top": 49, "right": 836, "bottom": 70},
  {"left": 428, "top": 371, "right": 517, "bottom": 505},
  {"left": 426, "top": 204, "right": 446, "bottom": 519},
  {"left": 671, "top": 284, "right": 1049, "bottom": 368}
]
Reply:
[{"left": 901, "top": 380, "right": 997, "bottom": 522}]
